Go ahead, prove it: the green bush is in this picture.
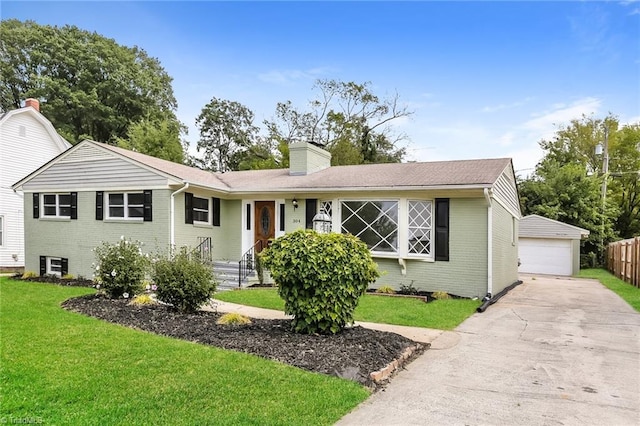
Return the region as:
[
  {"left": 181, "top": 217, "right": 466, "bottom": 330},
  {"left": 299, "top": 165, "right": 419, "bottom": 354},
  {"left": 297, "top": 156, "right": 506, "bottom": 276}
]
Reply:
[
  {"left": 152, "top": 247, "right": 216, "bottom": 313},
  {"left": 94, "top": 237, "right": 149, "bottom": 298},
  {"left": 432, "top": 291, "right": 451, "bottom": 300},
  {"left": 376, "top": 285, "right": 396, "bottom": 294},
  {"left": 216, "top": 313, "right": 252, "bottom": 325},
  {"left": 261, "top": 230, "right": 379, "bottom": 334}
]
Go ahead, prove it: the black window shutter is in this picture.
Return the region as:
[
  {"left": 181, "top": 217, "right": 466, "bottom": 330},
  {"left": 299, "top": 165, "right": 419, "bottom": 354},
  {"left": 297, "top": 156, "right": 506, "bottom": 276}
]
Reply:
[
  {"left": 212, "top": 197, "right": 220, "bottom": 226},
  {"left": 95, "top": 191, "right": 103, "bottom": 220},
  {"left": 143, "top": 190, "right": 153, "bottom": 222},
  {"left": 246, "top": 204, "right": 251, "bottom": 230},
  {"left": 61, "top": 258, "right": 69, "bottom": 276},
  {"left": 305, "top": 199, "right": 317, "bottom": 229},
  {"left": 435, "top": 198, "right": 450, "bottom": 261},
  {"left": 185, "top": 192, "right": 194, "bottom": 224},
  {"left": 33, "top": 193, "right": 40, "bottom": 218},
  {"left": 39, "top": 256, "right": 46, "bottom": 276},
  {"left": 70, "top": 192, "right": 78, "bottom": 220},
  {"left": 279, "top": 203, "right": 285, "bottom": 232}
]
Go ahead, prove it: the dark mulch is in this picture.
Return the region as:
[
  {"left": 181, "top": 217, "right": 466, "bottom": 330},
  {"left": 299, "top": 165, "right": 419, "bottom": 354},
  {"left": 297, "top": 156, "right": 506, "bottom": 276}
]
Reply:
[{"left": 63, "top": 294, "right": 426, "bottom": 389}]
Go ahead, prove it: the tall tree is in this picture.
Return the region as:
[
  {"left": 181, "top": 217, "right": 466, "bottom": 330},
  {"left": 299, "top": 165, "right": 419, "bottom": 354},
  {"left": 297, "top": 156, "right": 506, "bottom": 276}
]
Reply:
[
  {"left": 519, "top": 114, "right": 640, "bottom": 265},
  {"left": 116, "top": 118, "right": 186, "bottom": 163},
  {"left": 195, "top": 97, "right": 258, "bottom": 172},
  {"left": 609, "top": 124, "right": 640, "bottom": 238},
  {"left": 265, "top": 79, "right": 412, "bottom": 165},
  {"left": 0, "top": 19, "right": 180, "bottom": 145}
]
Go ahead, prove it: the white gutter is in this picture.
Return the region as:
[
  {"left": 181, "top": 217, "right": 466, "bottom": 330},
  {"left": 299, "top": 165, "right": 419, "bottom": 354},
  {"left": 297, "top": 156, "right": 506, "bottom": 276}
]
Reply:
[
  {"left": 170, "top": 182, "right": 189, "bottom": 247},
  {"left": 484, "top": 188, "right": 493, "bottom": 297}
]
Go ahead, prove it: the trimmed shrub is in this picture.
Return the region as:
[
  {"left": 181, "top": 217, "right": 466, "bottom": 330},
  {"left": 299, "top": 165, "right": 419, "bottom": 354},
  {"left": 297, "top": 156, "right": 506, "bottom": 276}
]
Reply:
[
  {"left": 94, "top": 237, "right": 149, "bottom": 298},
  {"left": 216, "top": 313, "right": 252, "bottom": 325},
  {"left": 152, "top": 247, "right": 216, "bottom": 313},
  {"left": 261, "top": 229, "right": 379, "bottom": 334}
]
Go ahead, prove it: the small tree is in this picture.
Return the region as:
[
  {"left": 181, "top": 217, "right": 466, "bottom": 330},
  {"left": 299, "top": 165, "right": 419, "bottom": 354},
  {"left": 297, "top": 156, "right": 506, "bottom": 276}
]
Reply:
[
  {"left": 152, "top": 247, "right": 216, "bottom": 313},
  {"left": 261, "top": 230, "right": 379, "bottom": 334},
  {"left": 94, "top": 237, "right": 149, "bottom": 298}
]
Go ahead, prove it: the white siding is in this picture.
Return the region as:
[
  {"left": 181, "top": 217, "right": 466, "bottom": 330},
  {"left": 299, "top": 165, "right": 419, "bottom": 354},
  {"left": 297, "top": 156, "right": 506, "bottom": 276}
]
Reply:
[
  {"left": 492, "top": 165, "right": 521, "bottom": 218},
  {"left": 519, "top": 215, "right": 589, "bottom": 240},
  {"left": 0, "top": 111, "right": 69, "bottom": 268}
]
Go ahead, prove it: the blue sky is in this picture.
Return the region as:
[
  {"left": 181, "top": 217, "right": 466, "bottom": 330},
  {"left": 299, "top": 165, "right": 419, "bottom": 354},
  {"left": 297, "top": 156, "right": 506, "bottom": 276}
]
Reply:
[{"left": 2, "top": 1, "right": 639, "bottom": 174}]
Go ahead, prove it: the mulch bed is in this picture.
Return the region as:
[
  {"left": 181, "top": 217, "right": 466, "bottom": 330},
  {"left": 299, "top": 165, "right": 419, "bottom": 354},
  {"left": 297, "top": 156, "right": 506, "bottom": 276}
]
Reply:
[{"left": 62, "top": 294, "right": 427, "bottom": 389}]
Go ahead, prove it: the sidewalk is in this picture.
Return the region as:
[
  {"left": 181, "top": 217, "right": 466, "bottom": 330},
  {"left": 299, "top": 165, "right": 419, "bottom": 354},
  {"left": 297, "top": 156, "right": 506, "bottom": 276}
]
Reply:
[{"left": 208, "top": 300, "right": 456, "bottom": 347}]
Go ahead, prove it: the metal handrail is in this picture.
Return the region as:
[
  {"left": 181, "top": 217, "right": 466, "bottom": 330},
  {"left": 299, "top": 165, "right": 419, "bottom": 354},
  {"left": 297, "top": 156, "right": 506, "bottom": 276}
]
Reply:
[
  {"left": 192, "top": 237, "right": 212, "bottom": 264},
  {"left": 238, "top": 240, "right": 263, "bottom": 287}
]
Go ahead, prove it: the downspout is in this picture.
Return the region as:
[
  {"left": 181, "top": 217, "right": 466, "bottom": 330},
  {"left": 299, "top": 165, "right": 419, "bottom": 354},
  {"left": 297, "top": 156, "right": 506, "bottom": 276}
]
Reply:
[
  {"left": 483, "top": 188, "right": 493, "bottom": 299},
  {"left": 170, "top": 182, "right": 189, "bottom": 247}
]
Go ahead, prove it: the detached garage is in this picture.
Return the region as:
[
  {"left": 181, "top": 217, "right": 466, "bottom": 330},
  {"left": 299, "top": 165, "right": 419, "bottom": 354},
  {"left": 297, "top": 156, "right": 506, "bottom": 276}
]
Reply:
[{"left": 518, "top": 215, "right": 590, "bottom": 276}]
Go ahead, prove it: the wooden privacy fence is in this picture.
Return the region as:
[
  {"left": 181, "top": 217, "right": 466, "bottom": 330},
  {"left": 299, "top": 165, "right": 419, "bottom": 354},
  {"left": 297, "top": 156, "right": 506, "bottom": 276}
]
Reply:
[{"left": 607, "top": 237, "right": 640, "bottom": 288}]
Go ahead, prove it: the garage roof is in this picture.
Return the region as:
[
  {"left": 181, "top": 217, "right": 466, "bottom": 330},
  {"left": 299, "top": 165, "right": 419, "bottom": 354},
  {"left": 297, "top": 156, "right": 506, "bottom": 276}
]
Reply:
[{"left": 519, "top": 215, "right": 590, "bottom": 240}]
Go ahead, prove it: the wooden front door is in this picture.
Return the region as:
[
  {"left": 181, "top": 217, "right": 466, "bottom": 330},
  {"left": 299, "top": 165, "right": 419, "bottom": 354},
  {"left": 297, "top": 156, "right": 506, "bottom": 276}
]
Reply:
[{"left": 254, "top": 201, "right": 275, "bottom": 253}]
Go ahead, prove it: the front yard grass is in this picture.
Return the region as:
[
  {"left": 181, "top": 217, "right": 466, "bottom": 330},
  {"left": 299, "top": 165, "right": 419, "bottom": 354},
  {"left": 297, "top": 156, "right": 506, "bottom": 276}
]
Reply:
[
  {"left": 579, "top": 268, "right": 640, "bottom": 312},
  {"left": 215, "top": 289, "right": 481, "bottom": 330},
  {"left": 0, "top": 278, "right": 369, "bottom": 425}
]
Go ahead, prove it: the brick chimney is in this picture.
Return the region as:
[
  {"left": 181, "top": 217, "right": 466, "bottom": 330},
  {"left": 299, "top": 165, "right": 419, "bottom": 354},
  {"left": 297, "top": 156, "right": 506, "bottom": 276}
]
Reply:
[{"left": 25, "top": 98, "right": 40, "bottom": 112}]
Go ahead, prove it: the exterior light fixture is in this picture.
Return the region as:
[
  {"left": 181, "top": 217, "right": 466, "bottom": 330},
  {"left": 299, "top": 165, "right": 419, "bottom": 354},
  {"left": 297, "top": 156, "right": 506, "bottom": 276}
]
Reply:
[
  {"left": 312, "top": 209, "right": 332, "bottom": 234},
  {"left": 292, "top": 198, "right": 298, "bottom": 209}
]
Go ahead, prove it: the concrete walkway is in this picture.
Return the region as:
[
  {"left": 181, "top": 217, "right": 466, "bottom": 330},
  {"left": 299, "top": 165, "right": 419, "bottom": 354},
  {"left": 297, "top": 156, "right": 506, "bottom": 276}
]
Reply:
[
  {"left": 337, "top": 275, "right": 640, "bottom": 425},
  {"left": 210, "top": 300, "right": 449, "bottom": 346}
]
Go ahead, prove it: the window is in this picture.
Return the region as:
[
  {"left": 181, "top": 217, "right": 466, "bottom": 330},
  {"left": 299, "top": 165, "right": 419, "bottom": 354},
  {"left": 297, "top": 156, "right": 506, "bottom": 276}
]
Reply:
[
  {"left": 193, "top": 196, "right": 209, "bottom": 223},
  {"left": 408, "top": 200, "right": 433, "bottom": 255},
  {"left": 340, "top": 199, "right": 438, "bottom": 258},
  {"left": 321, "top": 201, "right": 333, "bottom": 218},
  {"left": 107, "top": 192, "right": 144, "bottom": 219},
  {"left": 43, "top": 194, "right": 71, "bottom": 217},
  {"left": 341, "top": 200, "right": 399, "bottom": 253},
  {"left": 0, "top": 216, "right": 3, "bottom": 246},
  {"left": 39, "top": 256, "right": 68, "bottom": 277},
  {"left": 35, "top": 192, "right": 77, "bottom": 219}
]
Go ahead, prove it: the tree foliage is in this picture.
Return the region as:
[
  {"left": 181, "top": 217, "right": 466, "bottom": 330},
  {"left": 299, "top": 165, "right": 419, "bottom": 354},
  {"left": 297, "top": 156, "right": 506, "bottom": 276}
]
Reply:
[
  {"left": 265, "top": 80, "right": 412, "bottom": 166},
  {"left": 0, "top": 19, "right": 180, "bottom": 145},
  {"left": 260, "top": 230, "right": 379, "bottom": 335},
  {"left": 195, "top": 97, "right": 259, "bottom": 172},
  {"left": 116, "top": 118, "right": 186, "bottom": 163},
  {"left": 519, "top": 114, "right": 640, "bottom": 265}
]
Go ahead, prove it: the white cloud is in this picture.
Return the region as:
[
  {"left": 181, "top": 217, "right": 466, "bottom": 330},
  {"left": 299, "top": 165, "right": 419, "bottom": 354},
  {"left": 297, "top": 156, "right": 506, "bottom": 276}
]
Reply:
[
  {"left": 524, "top": 97, "right": 601, "bottom": 135},
  {"left": 481, "top": 97, "right": 533, "bottom": 113},
  {"left": 257, "top": 67, "right": 333, "bottom": 85}
]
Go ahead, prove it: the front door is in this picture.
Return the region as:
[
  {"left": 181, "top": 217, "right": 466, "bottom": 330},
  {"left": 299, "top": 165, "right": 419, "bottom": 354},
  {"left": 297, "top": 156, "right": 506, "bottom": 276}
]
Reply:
[{"left": 254, "top": 201, "right": 275, "bottom": 253}]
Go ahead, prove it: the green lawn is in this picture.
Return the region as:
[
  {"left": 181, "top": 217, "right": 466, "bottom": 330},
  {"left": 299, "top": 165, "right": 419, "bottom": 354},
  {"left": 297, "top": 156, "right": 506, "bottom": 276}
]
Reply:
[
  {"left": 215, "top": 289, "right": 480, "bottom": 330},
  {"left": 579, "top": 268, "right": 640, "bottom": 312},
  {"left": 0, "top": 278, "right": 369, "bottom": 425}
]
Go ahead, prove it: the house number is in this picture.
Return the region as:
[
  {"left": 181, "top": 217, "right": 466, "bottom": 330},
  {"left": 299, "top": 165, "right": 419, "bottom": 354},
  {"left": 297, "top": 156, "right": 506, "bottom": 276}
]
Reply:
[{"left": 292, "top": 219, "right": 301, "bottom": 223}]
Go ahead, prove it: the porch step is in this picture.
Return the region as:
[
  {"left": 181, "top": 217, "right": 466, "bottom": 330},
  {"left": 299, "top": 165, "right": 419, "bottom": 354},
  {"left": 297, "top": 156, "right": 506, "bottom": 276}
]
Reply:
[{"left": 212, "top": 260, "right": 255, "bottom": 290}]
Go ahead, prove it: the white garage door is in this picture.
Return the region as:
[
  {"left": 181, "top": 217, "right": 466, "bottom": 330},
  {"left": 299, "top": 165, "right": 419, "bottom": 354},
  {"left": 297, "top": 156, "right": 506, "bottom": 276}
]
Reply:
[{"left": 519, "top": 238, "right": 572, "bottom": 276}]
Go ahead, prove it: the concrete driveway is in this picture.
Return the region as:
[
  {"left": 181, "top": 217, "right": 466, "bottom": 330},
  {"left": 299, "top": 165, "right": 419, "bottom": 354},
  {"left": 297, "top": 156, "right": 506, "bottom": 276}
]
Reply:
[{"left": 337, "top": 275, "right": 640, "bottom": 425}]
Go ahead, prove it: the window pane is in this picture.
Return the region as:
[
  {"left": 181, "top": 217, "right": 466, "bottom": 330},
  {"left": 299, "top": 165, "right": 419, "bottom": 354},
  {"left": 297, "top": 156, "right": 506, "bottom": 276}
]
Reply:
[
  {"left": 408, "top": 200, "right": 432, "bottom": 255},
  {"left": 341, "top": 201, "right": 398, "bottom": 253},
  {"left": 58, "top": 194, "right": 71, "bottom": 206},
  {"left": 43, "top": 194, "right": 56, "bottom": 205},
  {"left": 193, "top": 197, "right": 208, "bottom": 210},
  {"left": 128, "top": 193, "right": 144, "bottom": 205},
  {"left": 109, "top": 193, "right": 124, "bottom": 205},
  {"left": 44, "top": 206, "right": 57, "bottom": 216},
  {"left": 59, "top": 207, "right": 71, "bottom": 217},
  {"left": 109, "top": 207, "right": 124, "bottom": 217},
  {"left": 193, "top": 210, "right": 208, "bottom": 222},
  {"left": 128, "top": 206, "right": 144, "bottom": 217}
]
